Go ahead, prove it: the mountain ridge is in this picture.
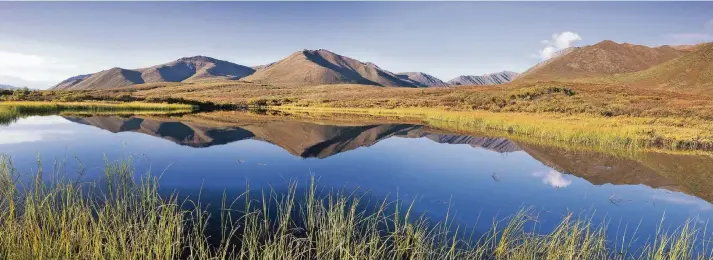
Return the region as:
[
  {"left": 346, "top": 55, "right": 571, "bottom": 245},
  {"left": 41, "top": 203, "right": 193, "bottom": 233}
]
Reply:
[
  {"left": 52, "top": 56, "right": 254, "bottom": 90},
  {"left": 395, "top": 72, "right": 450, "bottom": 87},
  {"left": 243, "top": 49, "right": 419, "bottom": 87},
  {"left": 518, "top": 40, "right": 686, "bottom": 81},
  {"left": 448, "top": 71, "right": 520, "bottom": 86}
]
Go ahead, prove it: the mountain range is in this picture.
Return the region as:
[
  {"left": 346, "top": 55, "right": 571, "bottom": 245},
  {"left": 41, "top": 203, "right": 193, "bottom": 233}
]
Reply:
[
  {"left": 448, "top": 71, "right": 520, "bottom": 86},
  {"left": 53, "top": 56, "right": 255, "bottom": 90},
  {"left": 52, "top": 49, "right": 519, "bottom": 90},
  {"left": 50, "top": 40, "right": 713, "bottom": 91}
]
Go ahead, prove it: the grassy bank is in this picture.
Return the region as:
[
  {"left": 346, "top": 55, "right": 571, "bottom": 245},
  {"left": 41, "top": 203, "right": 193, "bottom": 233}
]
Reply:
[
  {"left": 0, "top": 101, "right": 196, "bottom": 112},
  {"left": 0, "top": 101, "right": 196, "bottom": 126},
  {"left": 0, "top": 155, "right": 710, "bottom": 259},
  {"left": 273, "top": 106, "right": 713, "bottom": 152}
]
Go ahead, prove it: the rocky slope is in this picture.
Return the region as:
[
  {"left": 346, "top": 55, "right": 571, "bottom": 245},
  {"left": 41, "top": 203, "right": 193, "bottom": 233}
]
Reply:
[
  {"left": 447, "top": 71, "right": 520, "bottom": 86},
  {"left": 395, "top": 72, "right": 450, "bottom": 87}
]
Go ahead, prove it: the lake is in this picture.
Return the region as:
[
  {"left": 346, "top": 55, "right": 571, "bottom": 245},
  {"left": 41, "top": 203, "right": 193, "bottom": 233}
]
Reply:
[{"left": 3, "top": 111, "right": 713, "bottom": 251}]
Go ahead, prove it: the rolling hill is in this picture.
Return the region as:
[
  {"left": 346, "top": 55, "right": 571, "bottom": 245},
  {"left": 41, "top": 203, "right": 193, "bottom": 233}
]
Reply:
[
  {"left": 395, "top": 72, "right": 450, "bottom": 87},
  {"left": 610, "top": 42, "right": 713, "bottom": 89},
  {"left": 518, "top": 40, "right": 686, "bottom": 81},
  {"left": 52, "top": 56, "right": 254, "bottom": 90},
  {"left": 448, "top": 71, "right": 520, "bottom": 86},
  {"left": 243, "top": 49, "right": 419, "bottom": 87}
]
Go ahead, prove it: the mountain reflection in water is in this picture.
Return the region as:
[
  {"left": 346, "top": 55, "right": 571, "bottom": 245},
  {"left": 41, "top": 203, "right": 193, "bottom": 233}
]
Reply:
[{"left": 63, "top": 113, "right": 713, "bottom": 205}]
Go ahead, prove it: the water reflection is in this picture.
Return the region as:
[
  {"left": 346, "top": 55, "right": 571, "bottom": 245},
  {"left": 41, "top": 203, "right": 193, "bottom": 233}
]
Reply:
[
  {"left": 2, "top": 112, "right": 713, "bottom": 247},
  {"left": 63, "top": 113, "right": 713, "bottom": 203},
  {"left": 65, "top": 115, "right": 521, "bottom": 157}
]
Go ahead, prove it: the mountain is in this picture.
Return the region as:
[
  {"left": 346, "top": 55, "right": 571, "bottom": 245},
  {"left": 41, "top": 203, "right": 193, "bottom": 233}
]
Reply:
[
  {"left": 243, "top": 49, "right": 419, "bottom": 87},
  {"left": 137, "top": 56, "right": 254, "bottom": 83},
  {"left": 53, "top": 74, "right": 92, "bottom": 90},
  {"left": 448, "top": 71, "right": 520, "bottom": 86},
  {"left": 518, "top": 40, "right": 686, "bottom": 81},
  {"left": 0, "top": 84, "right": 18, "bottom": 90},
  {"left": 395, "top": 72, "right": 450, "bottom": 87},
  {"left": 523, "top": 47, "right": 580, "bottom": 75},
  {"left": 54, "top": 68, "right": 144, "bottom": 90},
  {"left": 251, "top": 62, "right": 275, "bottom": 71},
  {"left": 613, "top": 42, "right": 713, "bottom": 89},
  {"left": 52, "top": 56, "right": 254, "bottom": 90}
]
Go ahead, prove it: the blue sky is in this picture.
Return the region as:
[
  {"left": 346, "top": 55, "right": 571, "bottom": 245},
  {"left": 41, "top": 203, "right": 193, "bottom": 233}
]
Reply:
[{"left": 0, "top": 2, "right": 711, "bottom": 89}]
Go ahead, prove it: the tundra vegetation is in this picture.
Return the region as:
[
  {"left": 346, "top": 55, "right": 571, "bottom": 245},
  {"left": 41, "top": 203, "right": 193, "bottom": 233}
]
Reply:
[{"left": 0, "top": 155, "right": 710, "bottom": 259}]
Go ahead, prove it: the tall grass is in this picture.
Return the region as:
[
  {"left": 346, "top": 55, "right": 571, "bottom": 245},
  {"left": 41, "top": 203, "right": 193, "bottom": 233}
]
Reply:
[
  {"left": 0, "top": 101, "right": 196, "bottom": 112},
  {"left": 0, "top": 101, "right": 195, "bottom": 126},
  {"left": 1, "top": 155, "right": 711, "bottom": 259},
  {"left": 274, "top": 106, "right": 713, "bottom": 152}
]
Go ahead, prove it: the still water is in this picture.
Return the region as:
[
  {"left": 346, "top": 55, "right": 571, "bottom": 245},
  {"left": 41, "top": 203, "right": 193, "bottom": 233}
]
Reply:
[{"left": 3, "top": 112, "right": 713, "bottom": 246}]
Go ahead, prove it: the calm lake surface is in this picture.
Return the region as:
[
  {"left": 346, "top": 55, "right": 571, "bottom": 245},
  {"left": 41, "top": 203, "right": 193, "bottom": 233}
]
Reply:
[{"left": 3, "top": 112, "right": 713, "bottom": 247}]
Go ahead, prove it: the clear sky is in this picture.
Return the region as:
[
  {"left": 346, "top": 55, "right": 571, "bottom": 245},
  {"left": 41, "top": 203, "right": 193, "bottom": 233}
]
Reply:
[{"left": 1, "top": 2, "right": 711, "bottom": 89}]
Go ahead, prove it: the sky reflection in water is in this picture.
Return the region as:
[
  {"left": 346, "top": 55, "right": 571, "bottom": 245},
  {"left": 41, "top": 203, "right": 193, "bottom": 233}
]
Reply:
[{"left": 2, "top": 114, "right": 713, "bottom": 242}]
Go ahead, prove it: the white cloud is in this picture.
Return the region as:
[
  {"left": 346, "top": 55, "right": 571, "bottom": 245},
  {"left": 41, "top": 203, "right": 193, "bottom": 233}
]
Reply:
[
  {"left": 16, "top": 116, "right": 72, "bottom": 125},
  {"left": 0, "top": 50, "right": 79, "bottom": 86},
  {"left": 532, "top": 170, "right": 572, "bottom": 188},
  {"left": 0, "top": 130, "right": 73, "bottom": 145},
  {"left": 538, "top": 32, "right": 582, "bottom": 60}
]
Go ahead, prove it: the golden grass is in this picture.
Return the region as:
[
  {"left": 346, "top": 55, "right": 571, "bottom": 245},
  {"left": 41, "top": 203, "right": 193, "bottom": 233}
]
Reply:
[
  {"left": 0, "top": 101, "right": 195, "bottom": 126},
  {"left": 273, "top": 106, "right": 713, "bottom": 152},
  {"left": 0, "top": 101, "right": 195, "bottom": 112},
  {"left": 2, "top": 155, "right": 712, "bottom": 259}
]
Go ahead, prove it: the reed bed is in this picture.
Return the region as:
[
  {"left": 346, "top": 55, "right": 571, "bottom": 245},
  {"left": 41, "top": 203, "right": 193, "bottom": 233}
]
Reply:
[
  {"left": 0, "top": 101, "right": 195, "bottom": 126},
  {"left": 0, "top": 155, "right": 710, "bottom": 259},
  {"left": 0, "top": 101, "right": 196, "bottom": 112},
  {"left": 274, "top": 106, "right": 713, "bottom": 152}
]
